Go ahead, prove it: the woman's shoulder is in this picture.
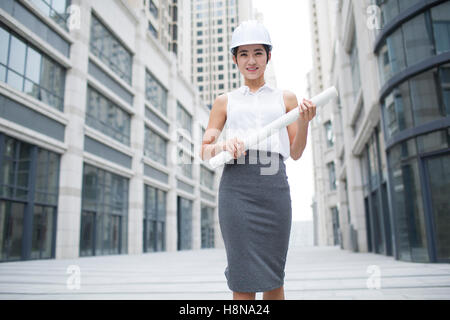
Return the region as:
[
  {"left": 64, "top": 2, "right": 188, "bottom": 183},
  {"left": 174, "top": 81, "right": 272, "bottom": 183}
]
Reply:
[
  {"left": 212, "top": 93, "right": 228, "bottom": 113},
  {"left": 281, "top": 90, "right": 299, "bottom": 111}
]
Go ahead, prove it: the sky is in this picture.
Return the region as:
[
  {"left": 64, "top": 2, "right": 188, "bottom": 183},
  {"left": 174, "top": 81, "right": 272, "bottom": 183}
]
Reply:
[{"left": 252, "top": 0, "right": 314, "bottom": 221}]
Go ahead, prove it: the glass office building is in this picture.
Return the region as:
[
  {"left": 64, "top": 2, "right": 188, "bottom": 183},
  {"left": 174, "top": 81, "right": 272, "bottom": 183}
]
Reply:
[{"left": 374, "top": 0, "right": 450, "bottom": 262}]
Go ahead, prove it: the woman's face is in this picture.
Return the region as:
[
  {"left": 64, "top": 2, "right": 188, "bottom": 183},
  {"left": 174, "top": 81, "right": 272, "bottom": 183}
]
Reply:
[{"left": 233, "top": 44, "right": 270, "bottom": 80}]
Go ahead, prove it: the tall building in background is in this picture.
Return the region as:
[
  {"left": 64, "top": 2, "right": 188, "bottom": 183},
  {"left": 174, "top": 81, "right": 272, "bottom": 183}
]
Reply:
[
  {"left": 0, "top": 0, "right": 223, "bottom": 262},
  {"left": 191, "top": 0, "right": 254, "bottom": 109},
  {"left": 128, "top": 0, "right": 192, "bottom": 80},
  {"left": 308, "top": 0, "right": 450, "bottom": 263}
]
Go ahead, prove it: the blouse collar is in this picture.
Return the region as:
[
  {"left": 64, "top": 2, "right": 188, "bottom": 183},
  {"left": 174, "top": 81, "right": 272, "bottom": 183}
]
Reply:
[{"left": 239, "top": 82, "right": 274, "bottom": 95}]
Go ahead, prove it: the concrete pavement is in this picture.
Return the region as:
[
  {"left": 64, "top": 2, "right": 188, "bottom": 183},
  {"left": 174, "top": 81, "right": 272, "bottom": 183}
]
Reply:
[{"left": 0, "top": 244, "right": 450, "bottom": 300}]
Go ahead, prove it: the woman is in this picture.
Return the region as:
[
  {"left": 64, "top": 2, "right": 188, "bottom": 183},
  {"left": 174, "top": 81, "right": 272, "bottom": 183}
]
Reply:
[{"left": 200, "top": 20, "right": 316, "bottom": 300}]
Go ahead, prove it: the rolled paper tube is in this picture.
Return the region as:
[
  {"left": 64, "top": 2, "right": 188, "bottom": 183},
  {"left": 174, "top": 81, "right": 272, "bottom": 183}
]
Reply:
[{"left": 209, "top": 86, "right": 339, "bottom": 169}]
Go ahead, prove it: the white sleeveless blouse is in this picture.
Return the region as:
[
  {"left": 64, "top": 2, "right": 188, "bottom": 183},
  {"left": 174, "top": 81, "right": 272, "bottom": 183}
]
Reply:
[{"left": 223, "top": 83, "right": 291, "bottom": 161}]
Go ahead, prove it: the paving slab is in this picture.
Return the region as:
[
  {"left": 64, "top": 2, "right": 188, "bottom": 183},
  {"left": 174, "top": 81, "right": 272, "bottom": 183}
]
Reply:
[{"left": 0, "top": 245, "right": 449, "bottom": 300}]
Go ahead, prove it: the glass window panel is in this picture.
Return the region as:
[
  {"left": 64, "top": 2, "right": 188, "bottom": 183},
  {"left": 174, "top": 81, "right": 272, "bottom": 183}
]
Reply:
[
  {"left": 0, "top": 201, "right": 25, "bottom": 261},
  {"left": 52, "top": 0, "right": 67, "bottom": 14},
  {"left": 24, "top": 80, "right": 40, "bottom": 100},
  {"left": 431, "top": 1, "right": 450, "bottom": 54},
  {"left": 409, "top": 70, "right": 443, "bottom": 126},
  {"left": 0, "top": 65, "right": 5, "bottom": 83},
  {"left": 383, "top": 81, "right": 414, "bottom": 139},
  {"left": 387, "top": 28, "right": 406, "bottom": 75},
  {"left": 425, "top": 153, "right": 450, "bottom": 261},
  {"left": 388, "top": 142, "right": 428, "bottom": 262},
  {"left": 40, "top": 57, "right": 54, "bottom": 91},
  {"left": 7, "top": 70, "right": 24, "bottom": 92},
  {"left": 31, "top": 205, "right": 43, "bottom": 259},
  {"left": 90, "top": 15, "right": 132, "bottom": 84},
  {"left": 402, "top": 14, "right": 434, "bottom": 67},
  {"left": 0, "top": 27, "right": 9, "bottom": 66},
  {"left": 417, "top": 130, "right": 449, "bottom": 154},
  {"left": 52, "top": 65, "right": 64, "bottom": 98},
  {"left": 9, "top": 36, "right": 26, "bottom": 74},
  {"left": 26, "top": 47, "right": 42, "bottom": 84},
  {"left": 30, "top": 0, "right": 51, "bottom": 16},
  {"left": 440, "top": 64, "right": 450, "bottom": 115},
  {"left": 379, "top": 0, "right": 399, "bottom": 28}
]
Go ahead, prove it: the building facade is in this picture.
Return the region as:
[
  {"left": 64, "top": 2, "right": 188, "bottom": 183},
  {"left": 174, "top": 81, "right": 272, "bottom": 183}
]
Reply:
[
  {"left": 309, "top": 0, "right": 450, "bottom": 263},
  {"left": 0, "top": 0, "right": 222, "bottom": 262}
]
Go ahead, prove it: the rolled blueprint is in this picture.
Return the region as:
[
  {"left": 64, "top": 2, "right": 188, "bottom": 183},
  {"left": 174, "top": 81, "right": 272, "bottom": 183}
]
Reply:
[{"left": 208, "top": 86, "right": 339, "bottom": 169}]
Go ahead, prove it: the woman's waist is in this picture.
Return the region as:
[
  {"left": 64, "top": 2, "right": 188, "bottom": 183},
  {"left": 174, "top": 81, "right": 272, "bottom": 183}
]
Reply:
[{"left": 224, "top": 149, "right": 286, "bottom": 168}]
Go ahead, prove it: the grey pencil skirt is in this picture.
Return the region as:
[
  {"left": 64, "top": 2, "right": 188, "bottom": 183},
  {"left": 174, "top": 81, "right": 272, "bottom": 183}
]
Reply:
[{"left": 218, "top": 150, "right": 292, "bottom": 293}]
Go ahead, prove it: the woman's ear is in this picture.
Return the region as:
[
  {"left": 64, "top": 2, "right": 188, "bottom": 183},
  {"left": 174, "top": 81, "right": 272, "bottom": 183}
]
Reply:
[{"left": 232, "top": 55, "right": 238, "bottom": 66}]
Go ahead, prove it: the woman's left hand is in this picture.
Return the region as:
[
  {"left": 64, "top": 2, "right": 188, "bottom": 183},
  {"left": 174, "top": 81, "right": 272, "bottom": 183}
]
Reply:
[{"left": 298, "top": 98, "right": 317, "bottom": 124}]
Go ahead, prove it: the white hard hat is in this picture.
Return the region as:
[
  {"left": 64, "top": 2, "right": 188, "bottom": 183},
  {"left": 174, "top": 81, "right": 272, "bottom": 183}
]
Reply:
[{"left": 230, "top": 20, "right": 272, "bottom": 54}]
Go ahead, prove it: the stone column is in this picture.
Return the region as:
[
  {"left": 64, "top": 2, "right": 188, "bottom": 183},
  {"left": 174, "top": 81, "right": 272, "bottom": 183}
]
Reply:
[
  {"left": 55, "top": 0, "right": 90, "bottom": 259},
  {"left": 166, "top": 56, "right": 179, "bottom": 252},
  {"left": 127, "top": 11, "right": 146, "bottom": 255}
]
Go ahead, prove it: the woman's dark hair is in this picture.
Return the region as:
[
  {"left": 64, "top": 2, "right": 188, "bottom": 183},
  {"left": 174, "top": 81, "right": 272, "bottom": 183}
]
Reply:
[{"left": 232, "top": 44, "right": 271, "bottom": 65}]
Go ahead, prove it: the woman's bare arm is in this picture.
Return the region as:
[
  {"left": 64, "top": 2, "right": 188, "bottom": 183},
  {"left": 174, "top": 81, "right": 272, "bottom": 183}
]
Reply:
[{"left": 200, "top": 94, "right": 228, "bottom": 161}]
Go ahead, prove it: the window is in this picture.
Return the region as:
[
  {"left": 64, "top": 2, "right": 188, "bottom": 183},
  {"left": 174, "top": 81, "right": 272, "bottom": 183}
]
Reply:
[
  {"left": 81, "top": 164, "right": 128, "bottom": 256},
  {"left": 177, "top": 196, "right": 192, "bottom": 250},
  {"left": 200, "top": 165, "right": 214, "bottom": 189},
  {"left": 201, "top": 206, "right": 215, "bottom": 249},
  {"left": 382, "top": 81, "right": 414, "bottom": 139},
  {"left": 378, "top": 28, "right": 406, "bottom": 85},
  {"left": 177, "top": 148, "right": 193, "bottom": 179},
  {"left": 0, "top": 134, "right": 60, "bottom": 261},
  {"left": 432, "top": 1, "right": 450, "bottom": 54},
  {"left": 146, "top": 71, "right": 168, "bottom": 115},
  {"left": 144, "top": 126, "right": 167, "bottom": 165},
  {"left": 0, "top": 25, "right": 65, "bottom": 111},
  {"left": 144, "top": 185, "right": 166, "bottom": 252},
  {"left": 148, "top": 22, "right": 158, "bottom": 39},
  {"left": 402, "top": 14, "right": 434, "bottom": 67},
  {"left": 409, "top": 69, "right": 442, "bottom": 126},
  {"left": 177, "top": 102, "right": 192, "bottom": 135},
  {"left": 377, "top": 2, "right": 450, "bottom": 86},
  {"left": 324, "top": 121, "right": 334, "bottom": 148},
  {"left": 90, "top": 15, "right": 132, "bottom": 84},
  {"left": 30, "top": 0, "right": 70, "bottom": 31},
  {"left": 327, "top": 162, "right": 337, "bottom": 191},
  {"left": 440, "top": 64, "right": 450, "bottom": 116},
  {"left": 86, "top": 86, "right": 131, "bottom": 146},
  {"left": 149, "top": 0, "right": 158, "bottom": 19},
  {"left": 377, "top": 0, "right": 422, "bottom": 28}
]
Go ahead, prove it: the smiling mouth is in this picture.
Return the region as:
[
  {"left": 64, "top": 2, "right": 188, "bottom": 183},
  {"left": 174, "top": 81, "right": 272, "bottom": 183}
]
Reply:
[{"left": 247, "top": 67, "right": 258, "bottom": 72}]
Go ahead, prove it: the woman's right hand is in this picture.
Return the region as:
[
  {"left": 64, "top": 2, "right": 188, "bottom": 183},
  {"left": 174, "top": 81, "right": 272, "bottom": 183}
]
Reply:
[{"left": 224, "top": 137, "right": 246, "bottom": 159}]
